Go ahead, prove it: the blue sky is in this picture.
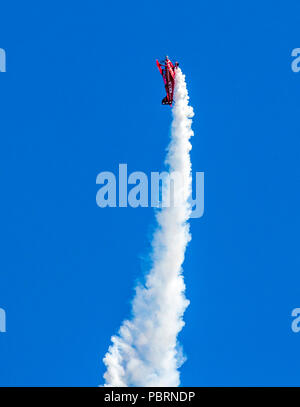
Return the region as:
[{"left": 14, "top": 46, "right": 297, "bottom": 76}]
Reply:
[{"left": 0, "top": 0, "right": 300, "bottom": 386}]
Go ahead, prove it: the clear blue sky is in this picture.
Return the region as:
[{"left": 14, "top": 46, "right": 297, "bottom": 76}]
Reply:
[{"left": 0, "top": 0, "right": 300, "bottom": 386}]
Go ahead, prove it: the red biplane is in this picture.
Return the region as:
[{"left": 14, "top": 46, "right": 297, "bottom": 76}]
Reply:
[{"left": 156, "top": 56, "right": 179, "bottom": 106}]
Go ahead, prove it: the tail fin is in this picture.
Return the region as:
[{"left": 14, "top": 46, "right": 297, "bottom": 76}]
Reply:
[{"left": 156, "top": 59, "right": 163, "bottom": 75}]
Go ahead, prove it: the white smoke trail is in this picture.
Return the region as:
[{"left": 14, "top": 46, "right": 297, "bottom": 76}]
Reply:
[{"left": 103, "top": 69, "right": 194, "bottom": 387}]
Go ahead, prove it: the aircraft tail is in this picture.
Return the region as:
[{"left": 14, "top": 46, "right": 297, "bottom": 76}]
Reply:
[{"left": 162, "top": 96, "right": 171, "bottom": 105}]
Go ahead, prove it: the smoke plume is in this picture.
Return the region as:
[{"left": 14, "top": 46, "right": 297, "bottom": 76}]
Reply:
[{"left": 103, "top": 69, "right": 194, "bottom": 386}]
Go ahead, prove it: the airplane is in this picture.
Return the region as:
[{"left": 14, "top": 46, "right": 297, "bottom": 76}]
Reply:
[{"left": 156, "top": 56, "right": 179, "bottom": 106}]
